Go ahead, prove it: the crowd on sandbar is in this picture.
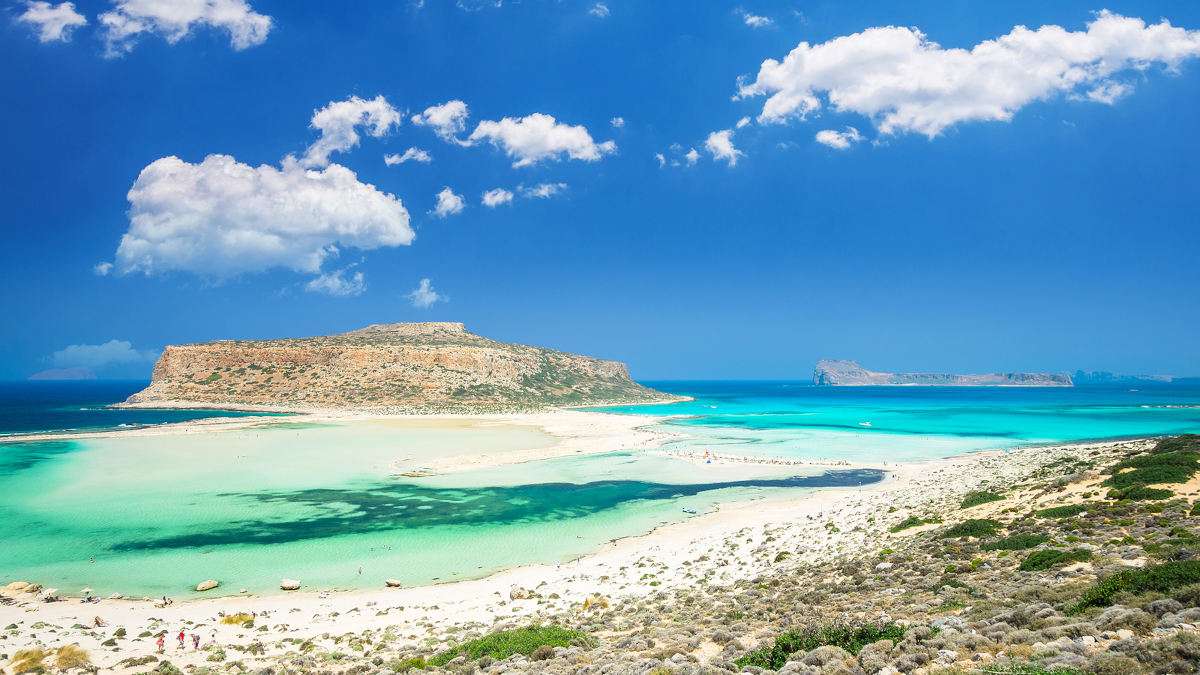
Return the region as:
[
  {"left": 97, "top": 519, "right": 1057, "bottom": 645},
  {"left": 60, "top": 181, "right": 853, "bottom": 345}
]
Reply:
[{"left": 652, "top": 448, "right": 871, "bottom": 468}]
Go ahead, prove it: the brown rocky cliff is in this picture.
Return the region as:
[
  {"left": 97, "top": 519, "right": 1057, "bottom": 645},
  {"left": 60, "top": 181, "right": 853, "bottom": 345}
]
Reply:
[{"left": 125, "top": 323, "right": 674, "bottom": 411}]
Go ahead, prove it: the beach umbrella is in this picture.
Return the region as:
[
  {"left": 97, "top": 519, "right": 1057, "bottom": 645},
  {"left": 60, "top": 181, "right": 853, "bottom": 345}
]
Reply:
[
  {"left": 81, "top": 588, "right": 93, "bottom": 593},
  {"left": 41, "top": 588, "right": 58, "bottom": 596}
]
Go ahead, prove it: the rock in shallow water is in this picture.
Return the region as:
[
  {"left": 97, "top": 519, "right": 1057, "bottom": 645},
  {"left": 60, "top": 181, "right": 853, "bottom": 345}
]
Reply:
[
  {"left": 280, "top": 579, "right": 301, "bottom": 590},
  {"left": 196, "top": 580, "right": 218, "bottom": 592}
]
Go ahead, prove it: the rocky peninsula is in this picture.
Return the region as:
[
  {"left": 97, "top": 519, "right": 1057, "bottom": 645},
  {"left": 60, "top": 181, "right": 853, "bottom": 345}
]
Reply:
[
  {"left": 814, "top": 360, "right": 1074, "bottom": 387},
  {"left": 120, "top": 322, "right": 680, "bottom": 413}
]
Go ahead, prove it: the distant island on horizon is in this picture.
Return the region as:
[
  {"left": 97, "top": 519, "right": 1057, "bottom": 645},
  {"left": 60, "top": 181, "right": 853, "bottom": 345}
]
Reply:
[
  {"left": 118, "top": 322, "right": 682, "bottom": 413},
  {"left": 813, "top": 359, "right": 1073, "bottom": 387},
  {"left": 814, "top": 359, "right": 1200, "bottom": 387}
]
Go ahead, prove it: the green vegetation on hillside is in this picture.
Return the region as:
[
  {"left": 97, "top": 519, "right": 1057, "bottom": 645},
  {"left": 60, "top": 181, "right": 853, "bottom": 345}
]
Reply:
[
  {"left": 941, "top": 519, "right": 1002, "bottom": 538},
  {"left": 982, "top": 534, "right": 1050, "bottom": 551},
  {"left": 734, "top": 622, "right": 914, "bottom": 670},
  {"left": 428, "top": 626, "right": 595, "bottom": 666},
  {"left": 1018, "top": 549, "right": 1092, "bottom": 571},
  {"left": 889, "top": 515, "right": 941, "bottom": 532},
  {"left": 961, "top": 490, "right": 1005, "bottom": 509},
  {"left": 1036, "top": 503, "right": 1092, "bottom": 519},
  {"left": 1070, "top": 560, "right": 1200, "bottom": 614}
]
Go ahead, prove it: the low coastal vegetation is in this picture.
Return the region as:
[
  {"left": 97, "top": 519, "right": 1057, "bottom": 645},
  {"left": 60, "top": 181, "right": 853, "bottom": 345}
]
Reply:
[
  {"left": 732, "top": 621, "right": 912, "bottom": 669},
  {"left": 960, "top": 490, "right": 1005, "bottom": 509},
  {"left": 888, "top": 515, "right": 941, "bottom": 532},
  {"left": 940, "top": 518, "right": 1003, "bottom": 538},
  {"left": 428, "top": 626, "right": 595, "bottom": 666}
]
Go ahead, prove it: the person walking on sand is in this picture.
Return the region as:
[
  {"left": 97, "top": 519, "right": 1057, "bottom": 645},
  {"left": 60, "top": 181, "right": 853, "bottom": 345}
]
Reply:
[
  {"left": 178, "top": 629, "right": 185, "bottom": 649},
  {"left": 193, "top": 633, "right": 200, "bottom": 650},
  {"left": 156, "top": 634, "right": 164, "bottom": 652}
]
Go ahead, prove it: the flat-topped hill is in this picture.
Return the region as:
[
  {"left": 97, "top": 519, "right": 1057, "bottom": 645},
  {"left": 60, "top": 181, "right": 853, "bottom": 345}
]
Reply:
[
  {"left": 123, "top": 322, "right": 678, "bottom": 412},
  {"left": 814, "top": 359, "right": 1073, "bottom": 386}
]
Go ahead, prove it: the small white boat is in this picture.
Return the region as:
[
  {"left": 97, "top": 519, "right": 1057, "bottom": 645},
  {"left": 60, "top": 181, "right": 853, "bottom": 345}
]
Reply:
[
  {"left": 858, "top": 422, "right": 872, "bottom": 427},
  {"left": 682, "top": 508, "right": 697, "bottom": 514}
]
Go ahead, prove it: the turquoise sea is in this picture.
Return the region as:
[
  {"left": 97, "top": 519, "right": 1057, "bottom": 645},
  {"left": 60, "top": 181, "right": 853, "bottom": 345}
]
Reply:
[
  {"left": 597, "top": 381, "right": 1200, "bottom": 463},
  {"left": 1, "top": 380, "right": 1198, "bottom": 598}
]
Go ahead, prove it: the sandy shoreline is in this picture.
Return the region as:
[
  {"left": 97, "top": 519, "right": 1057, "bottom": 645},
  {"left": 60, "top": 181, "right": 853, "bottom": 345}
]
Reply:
[{"left": 0, "top": 428, "right": 1145, "bottom": 671}]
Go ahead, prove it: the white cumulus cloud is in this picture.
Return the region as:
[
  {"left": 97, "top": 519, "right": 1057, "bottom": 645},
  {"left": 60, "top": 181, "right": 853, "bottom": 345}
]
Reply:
[
  {"left": 93, "top": 261, "right": 114, "bottom": 276},
  {"left": 51, "top": 339, "right": 158, "bottom": 369},
  {"left": 519, "top": 183, "right": 567, "bottom": 199},
  {"left": 481, "top": 188, "right": 514, "bottom": 207},
  {"left": 431, "top": 186, "right": 465, "bottom": 218},
  {"left": 384, "top": 147, "right": 433, "bottom": 165},
  {"left": 305, "top": 267, "right": 366, "bottom": 296},
  {"left": 610, "top": 116, "right": 625, "bottom": 128},
  {"left": 114, "top": 154, "right": 414, "bottom": 279},
  {"left": 17, "top": 1, "right": 86, "bottom": 42},
  {"left": 468, "top": 113, "right": 616, "bottom": 167},
  {"left": 737, "top": 11, "right": 1200, "bottom": 138},
  {"left": 705, "top": 129, "right": 743, "bottom": 165},
  {"left": 301, "top": 95, "right": 401, "bottom": 168},
  {"left": 100, "top": 0, "right": 272, "bottom": 56},
  {"left": 412, "top": 100, "right": 470, "bottom": 141},
  {"left": 740, "top": 9, "right": 772, "bottom": 28},
  {"left": 814, "top": 126, "right": 863, "bottom": 149},
  {"left": 408, "top": 278, "right": 445, "bottom": 308},
  {"left": 684, "top": 148, "right": 700, "bottom": 165}
]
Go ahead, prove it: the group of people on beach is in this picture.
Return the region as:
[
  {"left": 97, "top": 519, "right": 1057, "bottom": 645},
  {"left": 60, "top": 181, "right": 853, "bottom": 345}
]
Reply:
[
  {"left": 156, "top": 630, "right": 216, "bottom": 652},
  {"left": 661, "top": 449, "right": 858, "bottom": 467}
]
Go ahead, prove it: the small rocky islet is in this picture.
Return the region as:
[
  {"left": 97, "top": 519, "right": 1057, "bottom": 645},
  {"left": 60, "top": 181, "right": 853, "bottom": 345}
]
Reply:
[{"left": 3, "top": 435, "right": 1199, "bottom": 675}]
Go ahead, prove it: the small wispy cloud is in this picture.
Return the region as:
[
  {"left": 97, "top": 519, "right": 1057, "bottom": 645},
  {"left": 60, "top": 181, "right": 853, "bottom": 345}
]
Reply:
[{"left": 408, "top": 278, "right": 446, "bottom": 308}]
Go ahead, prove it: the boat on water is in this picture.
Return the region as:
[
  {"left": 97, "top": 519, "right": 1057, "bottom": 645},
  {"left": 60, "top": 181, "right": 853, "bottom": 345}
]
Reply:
[
  {"left": 682, "top": 508, "right": 697, "bottom": 514},
  {"left": 858, "top": 422, "right": 872, "bottom": 427}
]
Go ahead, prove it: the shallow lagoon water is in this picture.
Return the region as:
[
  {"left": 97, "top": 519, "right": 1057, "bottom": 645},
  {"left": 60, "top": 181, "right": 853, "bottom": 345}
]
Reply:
[
  {"left": 3, "top": 381, "right": 1198, "bottom": 598},
  {"left": 0, "top": 415, "right": 875, "bottom": 597}
]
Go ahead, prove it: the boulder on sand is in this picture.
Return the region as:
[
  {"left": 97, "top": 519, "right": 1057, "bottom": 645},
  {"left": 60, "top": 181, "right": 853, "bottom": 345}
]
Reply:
[
  {"left": 385, "top": 579, "right": 402, "bottom": 588},
  {"left": 196, "top": 580, "right": 219, "bottom": 592},
  {"left": 280, "top": 579, "right": 301, "bottom": 591},
  {"left": 4, "top": 582, "right": 31, "bottom": 593},
  {"left": 509, "top": 585, "right": 530, "bottom": 600}
]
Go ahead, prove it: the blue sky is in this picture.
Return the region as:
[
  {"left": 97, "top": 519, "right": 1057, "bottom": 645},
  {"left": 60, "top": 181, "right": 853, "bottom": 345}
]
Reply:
[{"left": 2, "top": 0, "right": 1199, "bottom": 380}]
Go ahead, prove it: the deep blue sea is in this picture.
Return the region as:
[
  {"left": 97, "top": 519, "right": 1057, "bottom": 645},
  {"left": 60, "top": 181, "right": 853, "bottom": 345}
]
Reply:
[{"left": 0, "top": 381, "right": 269, "bottom": 435}]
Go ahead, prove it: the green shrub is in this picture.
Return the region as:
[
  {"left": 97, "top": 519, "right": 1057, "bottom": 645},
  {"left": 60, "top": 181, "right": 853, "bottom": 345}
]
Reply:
[
  {"left": 982, "top": 534, "right": 1050, "bottom": 551},
  {"left": 1191, "top": 502, "right": 1200, "bottom": 517},
  {"left": 394, "top": 656, "right": 427, "bottom": 671},
  {"left": 428, "top": 626, "right": 594, "bottom": 666},
  {"left": 1108, "top": 486, "right": 1174, "bottom": 501},
  {"left": 1036, "top": 503, "right": 1091, "bottom": 518},
  {"left": 1149, "top": 434, "right": 1200, "bottom": 455},
  {"left": 889, "top": 515, "right": 940, "bottom": 533},
  {"left": 1103, "top": 444, "right": 1199, "bottom": 491},
  {"left": 940, "top": 519, "right": 1002, "bottom": 538},
  {"left": 1105, "top": 464, "right": 1197, "bottom": 488},
  {"left": 734, "top": 621, "right": 911, "bottom": 670},
  {"left": 1019, "top": 549, "right": 1092, "bottom": 571},
  {"left": 961, "top": 491, "right": 1005, "bottom": 509},
  {"left": 1070, "top": 560, "right": 1200, "bottom": 614}
]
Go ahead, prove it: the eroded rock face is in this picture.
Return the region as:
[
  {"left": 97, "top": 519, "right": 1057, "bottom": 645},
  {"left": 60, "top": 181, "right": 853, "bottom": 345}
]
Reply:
[
  {"left": 123, "top": 322, "right": 677, "bottom": 411},
  {"left": 813, "top": 359, "right": 1073, "bottom": 387}
]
